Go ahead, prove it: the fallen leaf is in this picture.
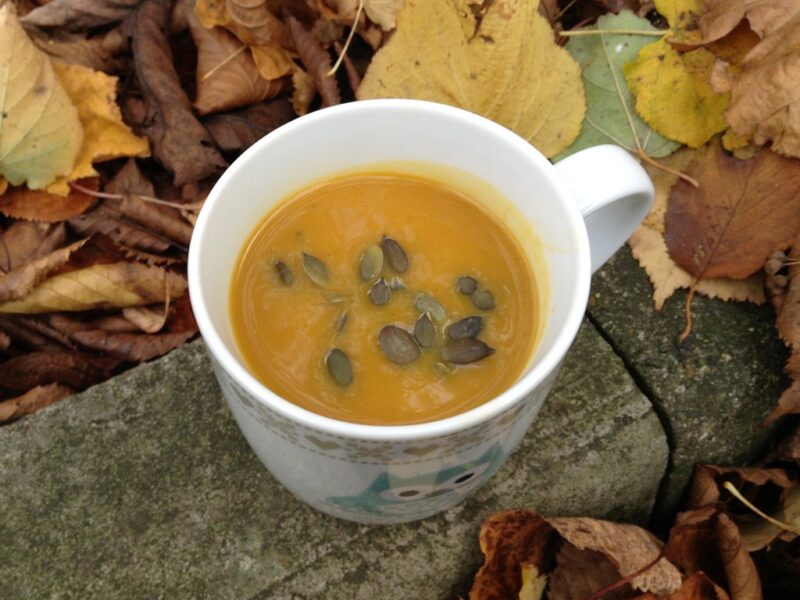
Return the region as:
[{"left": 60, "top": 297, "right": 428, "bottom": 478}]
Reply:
[
  {"left": 70, "top": 329, "right": 194, "bottom": 361},
  {"left": 249, "top": 43, "right": 294, "bottom": 80},
  {"left": 630, "top": 226, "right": 765, "bottom": 310},
  {"left": 518, "top": 564, "right": 547, "bottom": 600},
  {"left": 762, "top": 382, "right": 800, "bottom": 428},
  {"left": 624, "top": 41, "right": 729, "bottom": 147},
  {"left": 105, "top": 159, "right": 156, "bottom": 197},
  {"left": 0, "top": 238, "right": 89, "bottom": 303},
  {"left": 688, "top": 464, "right": 794, "bottom": 509},
  {"left": 637, "top": 572, "right": 732, "bottom": 600},
  {"left": 31, "top": 29, "right": 125, "bottom": 72},
  {"left": 664, "top": 143, "right": 800, "bottom": 279},
  {"left": 122, "top": 0, "right": 227, "bottom": 185},
  {"left": 165, "top": 290, "right": 198, "bottom": 333},
  {"left": 699, "top": 0, "right": 799, "bottom": 43},
  {"left": 738, "top": 487, "right": 800, "bottom": 552},
  {"left": 196, "top": 0, "right": 228, "bottom": 29},
  {"left": 557, "top": 11, "right": 680, "bottom": 160},
  {"left": 288, "top": 16, "right": 340, "bottom": 108},
  {"left": 291, "top": 66, "right": 317, "bottom": 116},
  {"left": 0, "top": 262, "right": 187, "bottom": 314},
  {"left": 357, "top": 0, "right": 586, "bottom": 158},
  {"left": 0, "top": 4, "right": 83, "bottom": 190},
  {"left": 550, "top": 543, "right": 633, "bottom": 600},
  {"left": 642, "top": 149, "right": 697, "bottom": 232},
  {"left": 0, "top": 328, "right": 9, "bottom": 350},
  {"left": 716, "top": 513, "right": 762, "bottom": 600},
  {"left": 0, "top": 351, "right": 110, "bottom": 393},
  {"left": 203, "top": 98, "right": 295, "bottom": 151},
  {"left": 0, "top": 178, "right": 97, "bottom": 222},
  {"left": 123, "top": 304, "right": 169, "bottom": 333},
  {"left": 186, "top": 5, "right": 288, "bottom": 115},
  {"left": 653, "top": 0, "right": 702, "bottom": 45},
  {"left": 666, "top": 507, "right": 730, "bottom": 589},
  {"left": 20, "top": 0, "right": 141, "bottom": 30},
  {"left": 363, "top": 0, "right": 403, "bottom": 31},
  {"left": 46, "top": 63, "right": 150, "bottom": 195},
  {"left": 111, "top": 195, "right": 193, "bottom": 247},
  {"left": 0, "top": 222, "right": 67, "bottom": 273},
  {"left": 0, "top": 383, "right": 74, "bottom": 423},
  {"left": 224, "top": 0, "right": 290, "bottom": 47},
  {"left": 68, "top": 205, "right": 172, "bottom": 254},
  {"left": 0, "top": 178, "right": 7, "bottom": 195},
  {"left": 470, "top": 510, "right": 558, "bottom": 600}
]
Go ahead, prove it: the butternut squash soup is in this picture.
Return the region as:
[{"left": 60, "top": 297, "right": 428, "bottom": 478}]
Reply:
[{"left": 230, "top": 172, "right": 538, "bottom": 425}]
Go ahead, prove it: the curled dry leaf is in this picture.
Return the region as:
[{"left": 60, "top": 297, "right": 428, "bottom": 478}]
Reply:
[
  {"left": 0, "top": 314, "right": 73, "bottom": 351},
  {"left": 288, "top": 16, "right": 341, "bottom": 108},
  {"left": 203, "top": 98, "right": 295, "bottom": 151},
  {"left": 69, "top": 205, "right": 172, "bottom": 254},
  {"left": 185, "top": 5, "right": 289, "bottom": 115},
  {"left": 0, "top": 238, "right": 89, "bottom": 303},
  {"left": 0, "top": 383, "right": 74, "bottom": 423},
  {"left": 291, "top": 66, "right": 317, "bottom": 116},
  {"left": 699, "top": 0, "right": 798, "bottom": 43},
  {"left": 0, "top": 222, "right": 67, "bottom": 273},
  {"left": 0, "top": 351, "right": 111, "bottom": 393},
  {"left": 0, "top": 4, "right": 83, "bottom": 190},
  {"left": 716, "top": 513, "right": 762, "bottom": 600},
  {"left": 0, "top": 177, "right": 97, "bottom": 222},
  {"left": 112, "top": 195, "right": 194, "bottom": 248},
  {"left": 358, "top": 0, "right": 585, "bottom": 158},
  {"left": 20, "top": 0, "right": 141, "bottom": 30},
  {"left": 665, "top": 142, "right": 800, "bottom": 280},
  {"left": 123, "top": 304, "right": 169, "bottom": 333},
  {"left": 0, "top": 262, "right": 187, "bottom": 314},
  {"left": 70, "top": 329, "right": 195, "bottom": 362},
  {"left": 122, "top": 0, "right": 227, "bottom": 185},
  {"left": 225, "top": 0, "right": 290, "bottom": 47},
  {"left": 105, "top": 158, "right": 156, "bottom": 197},
  {"left": 688, "top": 464, "right": 794, "bottom": 509}
]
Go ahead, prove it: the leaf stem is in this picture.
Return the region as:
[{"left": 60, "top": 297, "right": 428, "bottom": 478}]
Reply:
[
  {"left": 559, "top": 29, "right": 669, "bottom": 37},
  {"left": 327, "top": 0, "right": 364, "bottom": 77},
  {"left": 723, "top": 481, "right": 800, "bottom": 535},
  {"left": 68, "top": 181, "right": 201, "bottom": 212},
  {"left": 637, "top": 150, "right": 700, "bottom": 187},
  {"left": 554, "top": 0, "right": 580, "bottom": 20},
  {"left": 201, "top": 45, "right": 246, "bottom": 81},
  {"left": 679, "top": 283, "right": 697, "bottom": 342}
]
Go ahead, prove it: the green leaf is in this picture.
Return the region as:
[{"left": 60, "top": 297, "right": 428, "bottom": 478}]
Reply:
[
  {"left": 0, "top": 4, "right": 83, "bottom": 189},
  {"left": 555, "top": 11, "right": 680, "bottom": 161}
]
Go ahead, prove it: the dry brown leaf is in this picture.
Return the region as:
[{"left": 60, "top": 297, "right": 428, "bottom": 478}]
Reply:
[
  {"left": 0, "top": 328, "right": 9, "bottom": 351},
  {"left": 0, "top": 383, "right": 74, "bottom": 423},
  {"left": 762, "top": 382, "right": 800, "bottom": 428},
  {"left": 291, "top": 66, "right": 317, "bottom": 116},
  {"left": 0, "top": 222, "right": 67, "bottom": 274},
  {"left": 700, "top": 0, "right": 799, "bottom": 43},
  {"left": 122, "top": 0, "right": 227, "bottom": 185},
  {"left": 186, "top": 5, "right": 288, "bottom": 115},
  {"left": 665, "top": 143, "right": 800, "bottom": 280},
  {"left": 31, "top": 30, "right": 125, "bottom": 72},
  {"left": 69, "top": 205, "right": 172, "bottom": 254},
  {"left": 716, "top": 513, "right": 762, "bottom": 600},
  {"left": 629, "top": 226, "right": 765, "bottom": 310},
  {"left": 112, "top": 195, "right": 193, "bottom": 247},
  {"left": 203, "top": 98, "right": 295, "bottom": 151},
  {"left": 6, "top": 315, "right": 76, "bottom": 349},
  {"left": 105, "top": 159, "right": 156, "bottom": 197},
  {"left": 20, "top": 0, "right": 141, "bottom": 29},
  {"left": 0, "top": 315, "right": 65, "bottom": 352},
  {"left": 123, "top": 304, "right": 169, "bottom": 333},
  {"left": 70, "top": 329, "right": 194, "bottom": 361},
  {"left": 550, "top": 544, "right": 633, "bottom": 600},
  {"left": 288, "top": 16, "right": 341, "bottom": 108},
  {"left": 470, "top": 510, "right": 558, "bottom": 600},
  {"left": 688, "top": 464, "right": 794, "bottom": 509},
  {"left": 737, "top": 487, "right": 800, "bottom": 552},
  {"left": 638, "top": 572, "right": 732, "bottom": 600},
  {"left": 643, "top": 150, "right": 698, "bottom": 233},
  {"left": 666, "top": 507, "right": 728, "bottom": 588},
  {"left": 225, "top": 0, "right": 290, "bottom": 47},
  {"left": 0, "top": 178, "right": 97, "bottom": 222},
  {"left": 0, "top": 351, "right": 111, "bottom": 393},
  {"left": 0, "top": 262, "right": 187, "bottom": 314},
  {"left": 0, "top": 238, "right": 89, "bottom": 303},
  {"left": 250, "top": 43, "right": 294, "bottom": 80},
  {"left": 165, "top": 290, "right": 197, "bottom": 333}
]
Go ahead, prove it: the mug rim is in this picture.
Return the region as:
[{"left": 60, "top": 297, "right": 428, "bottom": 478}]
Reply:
[{"left": 188, "top": 99, "right": 591, "bottom": 442}]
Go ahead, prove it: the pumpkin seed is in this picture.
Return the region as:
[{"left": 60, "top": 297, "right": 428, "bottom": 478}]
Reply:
[
  {"left": 302, "top": 252, "right": 329, "bottom": 286},
  {"left": 414, "top": 293, "right": 447, "bottom": 322},
  {"left": 456, "top": 275, "right": 477, "bottom": 295},
  {"left": 274, "top": 259, "right": 293, "bottom": 285},
  {"left": 379, "top": 325, "right": 420, "bottom": 364},
  {"left": 414, "top": 313, "right": 436, "bottom": 348},
  {"left": 472, "top": 289, "right": 495, "bottom": 310},
  {"left": 359, "top": 244, "right": 384, "bottom": 281},
  {"left": 368, "top": 278, "right": 391, "bottom": 305},
  {"left": 433, "top": 362, "right": 452, "bottom": 377},
  {"left": 325, "top": 348, "right": 353, "bottom": 386},
  {"left": 447, "top": 316, "right": 483, "bottom": 340},
  {"left": 381, "top": 236, "right": 409, "bottom": 273},
  {"left": 336, "top": 311, "right": 348, "bottom": 333},
  {"left": 388, "top": 276, "right": 406, "bottom": 290},
  {"left": 441, "top": 339, "right": 495, "bottom": 364}
]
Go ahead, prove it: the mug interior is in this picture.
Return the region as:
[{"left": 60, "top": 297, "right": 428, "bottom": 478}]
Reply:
[{"left": 188, "top": 100, "right": 590, "bottom": 439}]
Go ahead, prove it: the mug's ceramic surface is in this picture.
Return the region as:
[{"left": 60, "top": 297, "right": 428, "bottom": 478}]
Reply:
[{"left": 188, "top": 100, "right": 654, "bottom": 524}]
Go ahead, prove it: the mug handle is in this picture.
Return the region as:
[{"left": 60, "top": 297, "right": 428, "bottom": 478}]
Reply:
[{"left": 554, "top": 145, "right": 655, "bottom": 273}]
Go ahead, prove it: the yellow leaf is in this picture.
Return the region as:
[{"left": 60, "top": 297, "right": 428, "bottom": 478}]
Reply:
[
  {"left": 357, "top": 0, "right": 585, "bottom": 158},
  {"left": 365, "top": 0, "right": 404, "bottom": 31},
  {"left": 292, "top": 67, "right": 316, "bottom": 117},
  {"left": 250, "top": 43, "right": 294, "bottom": 80},
  {"left": 0, "top": 262, "right": 187, "bottom": 314},
  {"left": 722, "top": 128, "right": 749, "bottom": 150},
  {"left": 629, "top": 225, "right": 765, "bottom": 310},
  {"left": 625, "top": 41, "right": 729, "bottom": 148},
  {"left": 654, "top": 0, "right": 703, "bottom": 44},
  {"left": 0, "top": 4, "right": 83, "bottom": 190},
  {"left": 518, "top": 564, "right": 547, "bottom": 600},
  {"left": 46, "top": 64, "right": 150, "bottom": 195},
  {"left": 196, "top": 0, "right": 228, "bottom": 28}
]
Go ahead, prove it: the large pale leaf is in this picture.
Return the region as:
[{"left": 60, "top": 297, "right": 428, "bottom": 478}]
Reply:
[
  {"left": 0, "top": 262, "right": 187, "bottom": 313},
  {"left": 357, "top": 0, "right": 585, "bottom": 158},
  {"left": 0, "top": 4, "right": 83, "bottom": 189},
  {"left": 557, "top": 11, "right": 679, "bottom": 160}
]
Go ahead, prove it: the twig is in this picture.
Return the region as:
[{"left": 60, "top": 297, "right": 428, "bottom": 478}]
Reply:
[
  {"left": 723, "top": 481, "right": 800, "bottom": 535},
  {"left": 582, "top": 549, "right": 667, "bottom": 600},
  {"left": 68, "top": 181, "right": 201, "bottom": 212},
  {"left": 328, "top": 0, "right": 364, "bottom": 77},
  {"left": 201, "top": 45, "right": 246, "bottom": 81},
  {"left": 559, "top": 29, "right": 668, "bottom": 37},
  {"left": 637, "top": 150, "right": 700, "bottom": 187},
  {"left": 679, "top": 284, "right": 697, "bottom": 342}
]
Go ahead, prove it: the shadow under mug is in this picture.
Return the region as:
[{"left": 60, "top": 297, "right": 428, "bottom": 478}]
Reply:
[{"left": 188, "top": 100, "right": 654, "bottom": 524}]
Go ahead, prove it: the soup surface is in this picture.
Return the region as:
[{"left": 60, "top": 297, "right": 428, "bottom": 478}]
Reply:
[{"left": 230, "top": 172, "right": 538, "bottom": 425}]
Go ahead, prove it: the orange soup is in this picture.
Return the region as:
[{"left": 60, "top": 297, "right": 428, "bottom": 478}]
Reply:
[{"left": 230, "top": 173, "right": 538, "bottom": 425}]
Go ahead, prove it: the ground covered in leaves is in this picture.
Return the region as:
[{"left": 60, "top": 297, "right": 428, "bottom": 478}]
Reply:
[{"left": 1, "top": 0, "right": 799, "bottom": 598}]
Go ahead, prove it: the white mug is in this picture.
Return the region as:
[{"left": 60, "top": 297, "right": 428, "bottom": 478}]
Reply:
[{"left": 188, "top": 100, "right": 654, "bottom": 524}]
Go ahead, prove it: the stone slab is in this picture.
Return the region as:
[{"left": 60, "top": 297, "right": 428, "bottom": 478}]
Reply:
[
  {"left": 589, "top": 247, "right": 787, "bottom": 523},
  {"left": 0, "top": 320, "right": 667, "bottom": 599}
]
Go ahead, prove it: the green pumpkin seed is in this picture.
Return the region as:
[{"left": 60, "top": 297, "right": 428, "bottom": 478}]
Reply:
[
  {"left": 379, "top": 325, "right": 420, "bottom": 364},
  {"left": 456, "top": 276, "right": 477, "bottom": 295},
  {"left": 414, "top": 293, "right": 447, "bottom": 322},
  {"left": 381, "top": 236, "right": 409, "bottom": 273},
  {"left": 414, "top": 313, "right": 436, "bottom": 348},
  {"left": 369, "top": 278, "right": 391, "bottom": 305},
  {"left": 302, "top": 252, "right": 329, "bottom": 286},
  {"left": 447, "top": 316, "right": 483, "bottom": 340},
  {"left": 388, "top": 276, "right": 406, "bottom": 290},
  {"left": 336, "top": 311, "right": 348, "bottom": 333},
  {"left": 359, "top": 244, "right": 384, "bottom": 281},
  {"left": 274, "top": 259, "right": 293, "bottom": 285},
  {"left": 441, "top": 339, "right": 495, "bottom": 364},
  {"left": 472, "top": 289, "right": 495, "bottom": 310},
  {"left": 325, "top": 348, "right": 353, "bottom": 386}
]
